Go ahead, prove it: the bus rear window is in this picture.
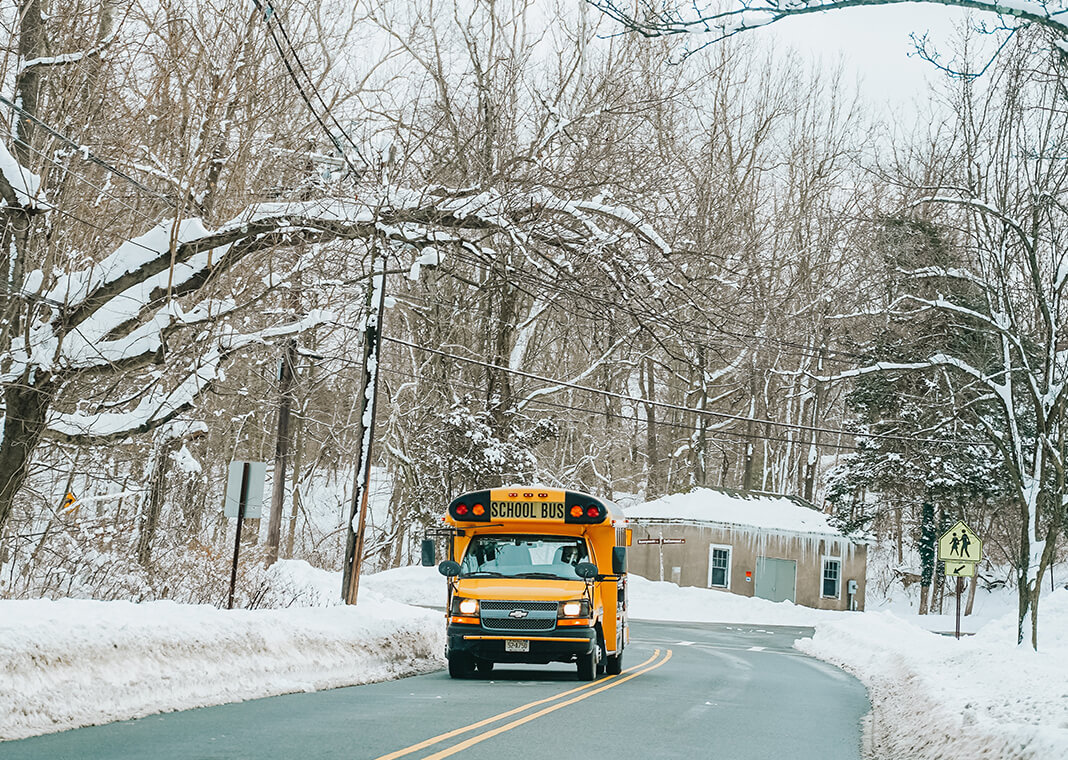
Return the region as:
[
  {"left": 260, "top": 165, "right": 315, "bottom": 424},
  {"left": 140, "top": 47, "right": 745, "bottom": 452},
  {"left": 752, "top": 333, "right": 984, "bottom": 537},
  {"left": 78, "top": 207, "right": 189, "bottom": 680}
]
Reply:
[{"left": 459, "top": 535, "right": 590, "bottom": 580}]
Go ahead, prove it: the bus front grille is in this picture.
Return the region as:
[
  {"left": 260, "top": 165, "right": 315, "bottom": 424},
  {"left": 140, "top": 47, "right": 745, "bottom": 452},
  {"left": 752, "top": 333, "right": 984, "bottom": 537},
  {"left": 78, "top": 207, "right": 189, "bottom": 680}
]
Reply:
[
  {"left": 479, "top": 600, "right": 558, "bottom": 612},
  {"left": 479, "top": 600, "right": 558, "bottom": 632},
  {"left": 481, "top": 617, "right": 557, "bottom": 632}
]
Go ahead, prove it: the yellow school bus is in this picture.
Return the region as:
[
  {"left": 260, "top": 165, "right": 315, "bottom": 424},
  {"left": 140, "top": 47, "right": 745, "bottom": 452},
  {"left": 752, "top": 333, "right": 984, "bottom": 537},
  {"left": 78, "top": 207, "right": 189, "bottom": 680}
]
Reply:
[{"left": 429, "top": 487, "right": 630, "bottom": 680}]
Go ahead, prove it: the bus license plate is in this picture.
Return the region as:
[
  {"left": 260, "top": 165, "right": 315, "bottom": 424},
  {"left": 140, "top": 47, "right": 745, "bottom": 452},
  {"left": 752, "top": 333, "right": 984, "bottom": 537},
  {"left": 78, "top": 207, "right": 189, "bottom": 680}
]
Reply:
[{"left": 505, "top": 640, "right": 529, "bottom": 653}]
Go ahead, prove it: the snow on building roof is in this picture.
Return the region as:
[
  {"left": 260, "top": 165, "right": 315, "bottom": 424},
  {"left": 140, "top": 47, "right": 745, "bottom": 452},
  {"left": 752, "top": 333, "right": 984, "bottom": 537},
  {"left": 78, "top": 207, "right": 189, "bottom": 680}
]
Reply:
[{"left": 625, "top": 487, "right": 856, "bottom": 541}]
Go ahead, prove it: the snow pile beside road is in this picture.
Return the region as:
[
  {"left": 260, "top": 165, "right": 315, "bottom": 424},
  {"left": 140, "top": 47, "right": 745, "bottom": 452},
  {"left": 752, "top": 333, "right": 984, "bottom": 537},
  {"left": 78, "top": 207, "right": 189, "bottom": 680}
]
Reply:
[
  {"left": 796, "top": 589, "right": 1068, "bottom": 760},
  {"left": 0, "top": 592, "right": 443, "bottom": 740},
  {"left": 265, "top": 560, "right": 443, "bottom": 609},
  {"left": 363, "top": 564, "right": 444, "bottom": 607},
  {"left": 628, "top": 574, "right": 840, "bottom": 626}
]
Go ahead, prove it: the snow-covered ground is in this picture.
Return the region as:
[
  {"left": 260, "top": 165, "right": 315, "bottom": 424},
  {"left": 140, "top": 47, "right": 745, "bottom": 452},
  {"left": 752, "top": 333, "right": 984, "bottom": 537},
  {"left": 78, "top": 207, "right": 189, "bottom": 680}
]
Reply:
[
  {"left": 0, "top": 562, "right": 443, "bottom": 741},
  {"left": 798, "top": 590, "right": 1068, "bottom": 760},
  {"left": 5, "top": 559, "right": 1066, "bottom": 758}
]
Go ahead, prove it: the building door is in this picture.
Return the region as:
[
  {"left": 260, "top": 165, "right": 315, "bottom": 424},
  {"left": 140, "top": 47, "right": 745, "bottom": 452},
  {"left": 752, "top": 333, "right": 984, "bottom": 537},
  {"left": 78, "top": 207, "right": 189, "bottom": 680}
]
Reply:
[{"left": 755, "top": 557, "right": 796, "bottom": 603}]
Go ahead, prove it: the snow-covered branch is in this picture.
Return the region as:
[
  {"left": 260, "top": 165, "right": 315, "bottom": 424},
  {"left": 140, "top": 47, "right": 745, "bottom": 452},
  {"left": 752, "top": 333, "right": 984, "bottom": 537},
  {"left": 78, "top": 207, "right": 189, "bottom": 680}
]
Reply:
[
  {"left": 911, "top": 196, "right": 1034, "bottom": 252},
  {"left": 44, "top": 311, "right": 334, "bottom": 443},
  {"left": 17, "top": 31, "right": 119, "bottom": 76},
  {"left": 898, "top": 265, "right": 999, "bottom": 295},
  {"left": 4, "top": 185, "right": 665, "bottom": 383},
  {"left": 817, "top": 354, "right": 991, "bottom": 388},
  {"left": 0, "top": 140, "right": 42, "bottom": 210},
  {"left": 516, "top": 325, "right": 643, "bottom": 411},
  {"left": 591, "top": 0, "right": 1068, "bottom": 53}
]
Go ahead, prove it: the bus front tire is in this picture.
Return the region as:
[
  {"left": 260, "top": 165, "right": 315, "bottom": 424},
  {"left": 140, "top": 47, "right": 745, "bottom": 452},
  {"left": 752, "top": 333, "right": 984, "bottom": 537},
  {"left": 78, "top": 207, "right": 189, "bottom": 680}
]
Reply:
[
  {"left": 577, "top": 649, "right": 598, "bottom": 681},
  {"left": 475, "top": 659, "right": 494, "bottom": 675},
  {"left": 605, "top": 651, "right": 623, "bottom": 675},
  {"left": 448, "top": 653, "right": 475, "bottom": 678}
]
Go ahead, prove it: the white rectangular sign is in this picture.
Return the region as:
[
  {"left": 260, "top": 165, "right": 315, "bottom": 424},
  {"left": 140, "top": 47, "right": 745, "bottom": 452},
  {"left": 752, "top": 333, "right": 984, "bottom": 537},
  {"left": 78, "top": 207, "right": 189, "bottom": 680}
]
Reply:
[{"left": 223, "top": 461, "right": 266, "bottom": 518}]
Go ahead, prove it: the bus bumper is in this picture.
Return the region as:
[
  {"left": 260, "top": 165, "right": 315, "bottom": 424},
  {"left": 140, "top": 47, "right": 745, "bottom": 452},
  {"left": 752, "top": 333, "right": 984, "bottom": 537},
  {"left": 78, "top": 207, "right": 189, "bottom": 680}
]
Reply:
[{"left": 446, "top": 623, "right": 597, "bottom": 664}]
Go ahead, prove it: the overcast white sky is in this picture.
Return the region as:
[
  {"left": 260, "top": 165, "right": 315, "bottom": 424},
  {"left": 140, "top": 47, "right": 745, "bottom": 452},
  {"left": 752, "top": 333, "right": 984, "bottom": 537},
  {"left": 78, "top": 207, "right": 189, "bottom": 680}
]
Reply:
[{"left": 748, "top": 4, "right": 977, "bottom": 117}]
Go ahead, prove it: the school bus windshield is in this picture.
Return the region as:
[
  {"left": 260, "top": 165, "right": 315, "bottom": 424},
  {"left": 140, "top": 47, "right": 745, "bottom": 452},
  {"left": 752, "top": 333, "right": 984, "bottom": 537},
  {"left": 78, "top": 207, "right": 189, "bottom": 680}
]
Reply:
[{"left": 458, "top": 535, "right": 590, "bottom": 581}]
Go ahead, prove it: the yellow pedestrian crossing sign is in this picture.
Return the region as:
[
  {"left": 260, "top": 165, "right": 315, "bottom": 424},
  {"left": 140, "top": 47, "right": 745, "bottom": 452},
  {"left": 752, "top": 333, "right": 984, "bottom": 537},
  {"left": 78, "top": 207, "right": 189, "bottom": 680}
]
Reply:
[
  {"left": 938, "top": 520, "right": 982, "bottom": 564},
  {"left": 945, "top": 561, "right": 975, "bottom": 577}
]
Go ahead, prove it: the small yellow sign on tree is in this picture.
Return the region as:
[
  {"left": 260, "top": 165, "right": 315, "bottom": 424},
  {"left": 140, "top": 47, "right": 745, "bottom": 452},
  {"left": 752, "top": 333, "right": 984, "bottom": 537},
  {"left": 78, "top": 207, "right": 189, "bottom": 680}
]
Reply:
[
  {"left": 61, "top": 492, "right": 78, "bottom": 514},
  {"left": 938, "top": 520, "right": 982, "bottom": 563}
]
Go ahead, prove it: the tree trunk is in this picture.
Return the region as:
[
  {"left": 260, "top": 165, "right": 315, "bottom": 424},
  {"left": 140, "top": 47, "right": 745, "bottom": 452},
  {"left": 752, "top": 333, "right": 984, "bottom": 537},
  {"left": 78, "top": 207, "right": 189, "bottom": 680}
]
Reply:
[
  {"left": 694, "top": 345, "right": 708, "bottom": 486},
  {"left": 965, "top": 575, "right": 977, "bottom": 616},
  {"left": 265, "top": 339, "right": 297, "bottom": 567},
  {"left": 137, "top": 442, "right": 174, "bottom": 566},
  {"left": 742, "top": 374, "right": 759, "bottom": 491},
  {"left": 0, "top": 381, "right": 54, "bottom": 533},
  {"left": 641, "top": 355, "right": 659, "bottom": 498},
  {"left": 894, "top": 507, "right": 903, "bottom": 564},
  {"left": 917, "top": 500, "right": 936, "bottom": 615},
  {"left": 284, "top": 415, "right": 304, "bottom": 560},
  {"left": 13, "top": 0, "right": 46, "bottom": 166}
]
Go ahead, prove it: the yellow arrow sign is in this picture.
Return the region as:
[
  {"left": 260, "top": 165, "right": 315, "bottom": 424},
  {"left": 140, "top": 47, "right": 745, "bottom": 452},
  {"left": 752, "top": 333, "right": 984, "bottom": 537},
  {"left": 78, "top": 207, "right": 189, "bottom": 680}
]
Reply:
[
  {"left": 938, "top": 520, "right": 982, "bottom": 563},
  {"left": 944, "top": 561, "right": 975, "bottom": 578}
]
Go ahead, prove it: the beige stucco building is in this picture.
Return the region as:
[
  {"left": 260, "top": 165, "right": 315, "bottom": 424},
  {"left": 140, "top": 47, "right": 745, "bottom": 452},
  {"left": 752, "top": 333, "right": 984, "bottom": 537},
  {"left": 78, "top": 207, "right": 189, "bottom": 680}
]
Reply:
[{"left": 625, "top": 487, "right": 867, "bottom": 612}]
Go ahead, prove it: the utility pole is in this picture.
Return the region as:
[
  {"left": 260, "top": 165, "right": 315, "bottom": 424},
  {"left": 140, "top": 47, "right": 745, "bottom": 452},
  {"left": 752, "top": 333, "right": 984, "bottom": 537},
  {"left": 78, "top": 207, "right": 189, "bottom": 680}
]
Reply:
[
  {"left": 265, "top": 338, "right": 297, "bottom": 567},
  {"left": 342, "top": 251, "right": 388, "bottom": 605},
  {"left": 802, "top": 341, "right": 826, "bottom": 504}
]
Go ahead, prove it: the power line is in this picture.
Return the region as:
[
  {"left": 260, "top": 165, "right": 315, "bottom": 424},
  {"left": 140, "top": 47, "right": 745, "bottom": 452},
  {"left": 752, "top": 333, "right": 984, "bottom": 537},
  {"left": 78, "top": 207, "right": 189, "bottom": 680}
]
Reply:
[
  {"left": 16, "top": 138, "right": 160, "bottom": 227},
  {"left": 378, "top": 334, "right": 992, "bottom": 448},
  {"left": 378, "top": 364, "right": 867, "bottom": 453},
  {"left": 251, "top": 1, "right": 366, "bottom": 179},
  {"left": 439, "top": 244, "right": 868, "bottom": 365},
  {"left": 266, "top": 2, "right": 367, "bottom": 162},
  {"left": 397, "top": 287, "right": 848, "bottom": 371},
  {"left": 0, "top": 94, "right": 176, "bottom": 207}
]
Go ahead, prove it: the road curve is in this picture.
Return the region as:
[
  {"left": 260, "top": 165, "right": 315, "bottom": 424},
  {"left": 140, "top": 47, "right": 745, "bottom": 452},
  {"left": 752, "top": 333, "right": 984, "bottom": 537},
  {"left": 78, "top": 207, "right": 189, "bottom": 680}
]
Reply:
[{"left": 2, "top": 620, "right": 869, "bottom": 760}]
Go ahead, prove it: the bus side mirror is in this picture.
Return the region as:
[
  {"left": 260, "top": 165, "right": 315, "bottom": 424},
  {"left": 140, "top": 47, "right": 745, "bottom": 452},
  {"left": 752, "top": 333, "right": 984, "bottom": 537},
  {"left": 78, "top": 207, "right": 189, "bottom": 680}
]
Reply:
[
  {"left": 576, "top": 562, "right": 599, "bottom": 580},
  {"left": 612, "top": 546, "right": 627, "bottom": 575},
  {"left": 421, "top": 539, "right": 436, "bottom": 567},
  {"left": 438, "top": 560, "right": 461, "bottom": 577}
]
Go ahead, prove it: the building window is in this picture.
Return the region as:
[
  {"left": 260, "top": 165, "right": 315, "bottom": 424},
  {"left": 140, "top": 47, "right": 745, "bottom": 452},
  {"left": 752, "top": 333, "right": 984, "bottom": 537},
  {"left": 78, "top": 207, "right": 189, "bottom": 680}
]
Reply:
[
  {"left": 822, "top": 557, "right": 841, "bottom": 599},
  {"left": 708, "top": 545, "right": 731, "bottom": 589}
]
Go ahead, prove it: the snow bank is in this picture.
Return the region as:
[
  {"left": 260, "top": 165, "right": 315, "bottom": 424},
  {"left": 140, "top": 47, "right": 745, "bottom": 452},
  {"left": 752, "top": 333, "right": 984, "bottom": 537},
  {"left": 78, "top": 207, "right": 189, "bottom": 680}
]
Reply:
[
  {"left": 363, "top": 564, "right": 444, "bottom": 607},
  {"left": 796, "top": 589, "right": 1068, "bottom": 760},
  {"left": 628, "top": 574, "right": 840, "bottom": 626},
  {"left": 0, "top": 586, "right": 443, "bottom": 740}
]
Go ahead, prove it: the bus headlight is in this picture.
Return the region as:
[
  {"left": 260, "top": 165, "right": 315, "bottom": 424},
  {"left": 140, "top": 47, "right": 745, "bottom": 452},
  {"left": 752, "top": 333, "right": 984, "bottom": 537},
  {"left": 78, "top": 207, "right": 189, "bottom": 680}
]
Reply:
[
  {"left": 559, "top": 600, "right": 588, "bottom": 617},
  {"left": 458, "top": 598, "right": 479, "bottom": 615}
]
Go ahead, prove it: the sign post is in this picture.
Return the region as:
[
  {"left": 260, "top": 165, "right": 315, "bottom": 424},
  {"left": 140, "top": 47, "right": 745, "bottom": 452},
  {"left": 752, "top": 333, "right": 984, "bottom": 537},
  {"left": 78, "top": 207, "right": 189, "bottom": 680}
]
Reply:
[
  {"left": 937, "top": 520, "right": 983, "bottom": 639},
  {"left": 223, "top": 461, "right": 266, "bottom": 609}
]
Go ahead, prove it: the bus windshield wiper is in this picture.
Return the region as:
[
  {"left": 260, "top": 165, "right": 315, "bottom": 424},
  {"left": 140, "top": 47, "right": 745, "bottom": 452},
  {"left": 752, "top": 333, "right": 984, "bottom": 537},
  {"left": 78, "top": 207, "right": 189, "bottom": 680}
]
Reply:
[
  {"left": 513, "top": 572, "right": 571, "bottom": 580},
  {"left": 463, "top": 571, "right": 504, "bottom": 577}
]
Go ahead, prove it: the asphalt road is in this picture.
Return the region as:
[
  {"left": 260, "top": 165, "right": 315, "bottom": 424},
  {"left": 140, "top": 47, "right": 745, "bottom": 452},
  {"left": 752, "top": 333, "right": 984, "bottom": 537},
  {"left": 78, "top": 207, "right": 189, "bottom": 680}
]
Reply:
[{"left": 3, "top": 620, "right": 870, "bottom": 760}]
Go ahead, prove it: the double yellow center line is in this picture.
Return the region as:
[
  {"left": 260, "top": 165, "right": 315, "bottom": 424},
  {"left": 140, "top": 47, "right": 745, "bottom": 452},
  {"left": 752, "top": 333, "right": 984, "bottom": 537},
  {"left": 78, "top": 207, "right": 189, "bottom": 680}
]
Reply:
[{"left": 373, "top": 649, "right": 673, "bottom": 760}]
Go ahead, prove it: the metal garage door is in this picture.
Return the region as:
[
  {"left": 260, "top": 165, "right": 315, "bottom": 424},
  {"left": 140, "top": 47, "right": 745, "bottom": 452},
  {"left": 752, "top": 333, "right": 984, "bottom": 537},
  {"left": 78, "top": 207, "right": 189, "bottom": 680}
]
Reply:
[{"left": 755, "top": 557, "right": 796, "bottom": 603}]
